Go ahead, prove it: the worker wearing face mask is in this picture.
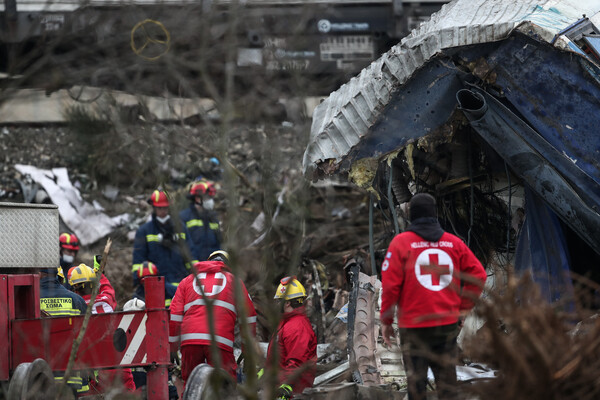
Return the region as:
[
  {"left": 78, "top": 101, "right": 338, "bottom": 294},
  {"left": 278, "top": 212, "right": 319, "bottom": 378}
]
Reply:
[
  {"left": 132, "top": 189, "right": 195, "bottom": 307},
  {"left": 179, "top": 180, "right": 222, "bottom": 262},
  {"left": 58, "top": 232, "right": 79, "bottom": 289},
  {"left": 59, "top": 232, "right": 79, "bottom": 270}
]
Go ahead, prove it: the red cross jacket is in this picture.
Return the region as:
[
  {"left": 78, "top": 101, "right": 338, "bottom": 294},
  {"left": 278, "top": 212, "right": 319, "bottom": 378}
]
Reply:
[
  {"left": 381, "top": 231, "right": 487, "bottom": 328},
  {"left": 81, "top": 274, "right": 117, "bottom": 314},
  {"left": 267, "top": 306, "right": 317, "bottom": 394},
  {"left": 169, "top": 260, "right": 257, "bottom": 353}
]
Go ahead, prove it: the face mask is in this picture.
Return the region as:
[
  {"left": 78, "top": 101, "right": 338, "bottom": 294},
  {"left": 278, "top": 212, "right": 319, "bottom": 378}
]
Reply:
[
  {"left": 156, "top": 215, "right": 170, "bottom": 224},
  {"left": 62, "top": 254, "right": 74, "bottom": 263},
  {"left": 203, "top": 198, "right": 215, "bottom": 210}
]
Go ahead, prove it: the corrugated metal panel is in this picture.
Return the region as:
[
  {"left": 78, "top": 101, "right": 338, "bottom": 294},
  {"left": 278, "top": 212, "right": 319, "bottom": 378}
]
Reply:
[
  {"left": 303, "top": 0, "right": 600, "bottom": 178},
  {"left": 0, "top": 203, "right": 59, "bottom": 269}
]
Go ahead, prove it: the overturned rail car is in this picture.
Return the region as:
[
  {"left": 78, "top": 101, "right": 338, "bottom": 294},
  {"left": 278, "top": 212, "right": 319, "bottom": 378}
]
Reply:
[
  {"left": 304, "top": 0, "right": 600, "bottom": 306},
  {"left": 0, "top": 0, "right": 447, "bottom": 96}
]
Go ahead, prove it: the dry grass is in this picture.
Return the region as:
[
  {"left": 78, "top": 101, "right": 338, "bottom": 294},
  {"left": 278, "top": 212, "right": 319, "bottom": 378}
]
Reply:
[{"left": 462, "top": 275, "right": 600, "bottom": 400}]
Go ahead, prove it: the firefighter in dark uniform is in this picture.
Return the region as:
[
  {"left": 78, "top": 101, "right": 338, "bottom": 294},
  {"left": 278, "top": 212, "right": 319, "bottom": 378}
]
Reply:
[
  {"left": 132, "top": 189, "right": 194, "bottom": 307},
  {"left": 179, "top": 181, "right": 221, "bottom": 262},
  {"left": 39, "top": 267, "right": 89, "bottom": 396}
]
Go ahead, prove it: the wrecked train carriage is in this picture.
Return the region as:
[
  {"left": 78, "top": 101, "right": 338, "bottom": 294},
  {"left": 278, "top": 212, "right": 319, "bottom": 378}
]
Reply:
[{"left": 304, "top": 0, "right": 600, "bottom": 303}]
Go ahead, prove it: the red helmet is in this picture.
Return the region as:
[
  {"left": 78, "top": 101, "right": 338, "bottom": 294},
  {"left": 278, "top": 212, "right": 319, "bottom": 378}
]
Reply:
[
  {"left": 138, "top": 261, "right": 158, "bottom": 279},
  {"left": 148, "top": 190, "right": 169, "bottom": 207},
  {"left": 190, "top": 181, "right": 216, "bottom": 197},
  {"left": 59, "top": 233, "right": 80, "bottom": 251}
]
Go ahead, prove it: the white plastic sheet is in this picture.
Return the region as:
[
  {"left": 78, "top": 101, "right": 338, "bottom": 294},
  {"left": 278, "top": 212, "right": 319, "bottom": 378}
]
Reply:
[{"left": 15, "top": 164, "right": 129, "bottom": 245}]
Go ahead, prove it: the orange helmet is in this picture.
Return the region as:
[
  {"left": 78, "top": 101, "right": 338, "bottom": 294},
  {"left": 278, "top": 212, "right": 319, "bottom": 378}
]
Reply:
[
  {"left": 148, "top": 190, "right": 169, "bottom": 207},
  {"left": 189, "top": 181, "right": 216, "bottom": 197},
  {"left": 59, "top": 233, "right": 80, "bottom": 251}
]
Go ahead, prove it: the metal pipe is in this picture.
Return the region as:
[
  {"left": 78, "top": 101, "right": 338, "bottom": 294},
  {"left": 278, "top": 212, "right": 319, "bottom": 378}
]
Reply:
[
  {"left": 387, "top": 165, "right": 400, "bottom": 235},
  {"left": 346, "top": 260, "right": 363, "bottom": 384},
  {"left": 369, "top": 193, "right": 376, "bottom": 277}
]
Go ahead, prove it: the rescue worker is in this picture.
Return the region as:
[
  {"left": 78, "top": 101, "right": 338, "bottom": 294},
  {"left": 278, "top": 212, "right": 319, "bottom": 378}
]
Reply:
[
  {"left": 132, "top": 189, "right": 194, "bottom": 306},
  {"left": 179, "top": 181, "right": 221, "bottom": 262},
  {"left": 68, "top": 264, "right": 116, "bottom": 314},
  {"left": 59, "top": 232, "right": 80, "bottom": 287},
  {"left": 267, "top": 277, "right": 317, "bottom": 398},
  {"left": 169, "top": 250, "right": 257, "bottom": 386},
  {"left": 381, "top": 193, "right": 487, "bottom": 400},
  {"left": 91, "top": 255, "right": 118, "bottom": 312},
  {"left": 40, "top": 267, "right": 87, "bottom": 316},
  {"left": 38, "top": 267, "right": 89, "bottom": 395},
  {"left": 67, "top": 264, "right": 137, "bottom": 393}
]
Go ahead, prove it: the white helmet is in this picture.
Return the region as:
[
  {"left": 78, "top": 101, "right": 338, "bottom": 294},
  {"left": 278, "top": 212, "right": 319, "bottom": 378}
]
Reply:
[{"left": 123, "top": 298, "right": 146, "bottom": 311}]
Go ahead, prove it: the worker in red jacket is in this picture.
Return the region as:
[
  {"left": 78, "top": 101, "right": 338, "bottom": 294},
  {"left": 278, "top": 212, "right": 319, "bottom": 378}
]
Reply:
[
  {"left": 169, "top": 250, "right": 257, "bottom": 385},
  {"left": 92, "top": 255, "right": 118, "bottom": 312},
  {"left": 68, "top": 263, "right": 117, "bottom": 313},
  {"left": 381, "top": 193, "right": 487, "bottom": 400},
  {"left": 267, "top": 277, "right": 317, "bottom": 399}
]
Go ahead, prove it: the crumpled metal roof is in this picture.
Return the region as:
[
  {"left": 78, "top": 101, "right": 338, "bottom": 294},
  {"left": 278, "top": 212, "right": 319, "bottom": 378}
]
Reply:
[{"left": 303, "top": 0, "right": 600, "bottom": 179}]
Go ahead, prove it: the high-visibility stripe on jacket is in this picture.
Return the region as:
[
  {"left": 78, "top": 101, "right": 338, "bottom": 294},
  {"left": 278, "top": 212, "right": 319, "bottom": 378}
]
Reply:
[
  {"left": 168, "top": 261, "right": 256, "bottom": 352},
  {"left": 40, "top": 274, "right": 89, "bottom": 394},
  {"left": 54, "top": 374, "right": 89, "bottom": 393},
  {"left": 179, "top": 205, "right": 221, "bottom": 261},
  {"left": 40, "top": 275, "right": 88, "bottom": 316},
  {"left": 40, "top": 298, "right": 82, "bottom": 316},
  {"left": 132, "top": 215, "right": 193, "bottom": 302}
]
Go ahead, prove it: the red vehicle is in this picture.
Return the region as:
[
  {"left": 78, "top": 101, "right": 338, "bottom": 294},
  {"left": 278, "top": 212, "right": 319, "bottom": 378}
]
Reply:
[{"left": 0, "top": 203, "right": 170, "bottom": 399}]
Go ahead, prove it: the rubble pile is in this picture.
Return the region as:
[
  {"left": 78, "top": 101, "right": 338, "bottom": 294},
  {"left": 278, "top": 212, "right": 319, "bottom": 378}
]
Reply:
[{"left": 0, "top": 119, "right": 386, "bottom": 316}]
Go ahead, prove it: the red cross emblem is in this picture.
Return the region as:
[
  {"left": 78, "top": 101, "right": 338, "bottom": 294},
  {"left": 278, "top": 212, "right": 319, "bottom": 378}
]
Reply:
[
  {"left": 415, "top": 249, "right": 453, "bottom": 291},
  {"left": 194, "top": 272, "right": 227, "bottom": 296},
  {"left": 421, "top": 254, "right": 451, "bottom": 285}
]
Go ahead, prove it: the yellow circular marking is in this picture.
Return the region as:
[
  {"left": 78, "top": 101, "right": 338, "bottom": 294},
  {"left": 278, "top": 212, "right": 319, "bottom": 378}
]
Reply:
[{"left": 130, "top": 19, "right": 171, "bottom": 61}]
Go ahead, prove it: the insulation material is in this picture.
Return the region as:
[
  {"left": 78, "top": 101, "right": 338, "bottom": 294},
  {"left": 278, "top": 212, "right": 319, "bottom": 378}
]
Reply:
[{"left": 348, "top": 158, "right": 379, "bottom": 193}]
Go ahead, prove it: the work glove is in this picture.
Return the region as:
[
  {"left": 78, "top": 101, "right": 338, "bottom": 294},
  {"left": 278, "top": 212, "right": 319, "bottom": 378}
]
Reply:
[
  {"left": 93, "top": 255, "right": 102, "bottom": 273},
  {"left": 276, "top": 384, "right": 293, "bottom": 400},
  {"left": 157, "top": 233, "right": 178, "bottom": 248}
]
